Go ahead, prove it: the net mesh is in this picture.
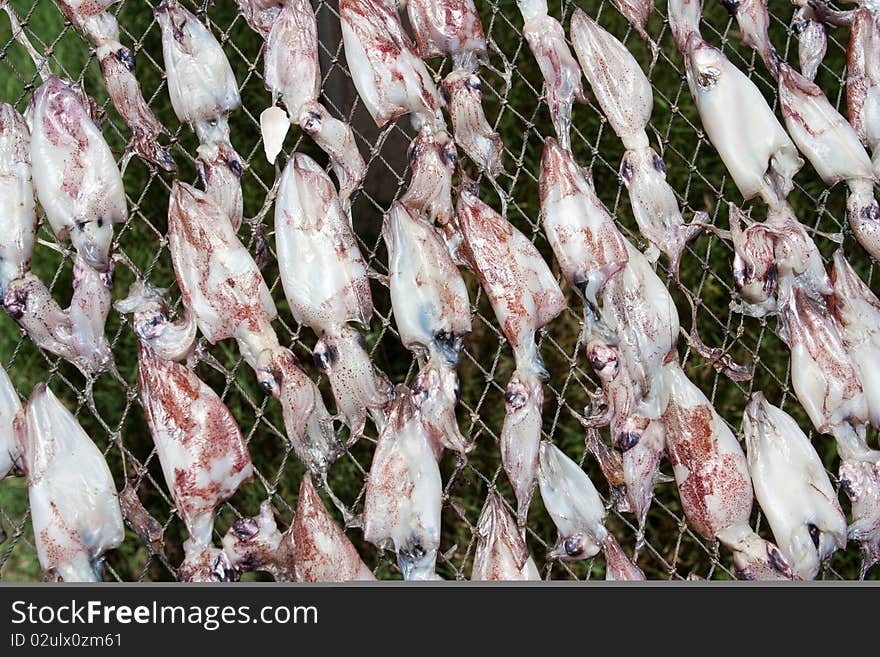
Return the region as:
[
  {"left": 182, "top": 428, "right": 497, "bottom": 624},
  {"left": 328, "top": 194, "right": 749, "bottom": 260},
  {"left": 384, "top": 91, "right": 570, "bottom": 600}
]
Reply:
[{"left": 0, "top": 0, "right": 875, "bottom": 581}]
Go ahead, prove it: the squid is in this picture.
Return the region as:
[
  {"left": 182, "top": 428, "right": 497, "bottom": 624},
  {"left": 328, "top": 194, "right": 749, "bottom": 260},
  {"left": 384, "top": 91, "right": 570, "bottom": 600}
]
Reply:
[
  {"left": 681, "top": 29, "right": 803, "bottom": 207},
  {"left": 13, "top": 383, "right": 124, "bottom": 582},
  {"left": 457, "top": 184, "right": 566, "bottom": 523},
  {"left": 29, "top": 76, "right": 127, "bottom": 273},
  {"left": 0, "top": 102, "right": 35, "bottom": 296},
  {"left": 830, "top": 249, "right": 880, "bottom": 429},
  {"left": 363, "top": 387, "right": 443, "bottom": 580},
  {"left": 222, "top": 501, "right": 297, "bottom": 581},
  {"left": 167, "top": 181, "right": 342, "bottom": 478},
  {"left": 570, "top": 10, "right": 703, "bottom": 276},
  {"left": 405, "top": 0, "right": 503, "bottom": 177},
  {"left": 240, "top": 0, "right": 365, "bottom": 208},
  {"left": 340, "top": 0, "right": 446, "bottom": 132},
  {"left": 54, "top": 0, "right": 175, "bottom": 171},
  {"left": 119, "top": 283, "right": 252, "bottom": 581},
  {"left": 660, "top": 363, "right": 797, "bottom": 580},
  {"left": 275, "top": 153, "right": 390, "bottom": 436},
  {"left": 537, "top": 441, "right": 645, "bottom": 580},
  {"left": 729, "top": 202, "right": 830, "bottom": 317},
  {"left": 609, "top": 0, "right": 658, "bottom": 62},
  {"left": 743, "top": 393, "right": 847, "bottom": 579},
  {"left": 777, "top": 63, "right": 880, "bottom": 262},
  {"left": 848, "top": 7, "right": 880, "bottom": 180},
  {"left": 114, "top": 281, "right": 197, "bottom": 363},
  {"left": 156, "top": 0, "right": 244, "bottom": 223},
  {"left": 293, "top": 474, "right": 375, "bottom": 582},
  {"left": 399, "top": 129, "right": 459, "bottom": 232},
  {"left": 668, "top": 0, "right": 703, "bottom": 54},
  {"left": 719, "top": 0, "right": 779, "bottom": 77},
  {"left": 792, "top": 3, "right": 827, "bottom": 81},
  {"left": 0, "top": 364, "right": 21, "bottom": 480},
  {"left": 383, "top": 202, "right": 472, "bottom": 454},
  {"left": 471, "top": 493, "right": 541, "bottom": 581},
  {"left": 516, "top": 0, "right": 587, "bottom": 150},
  {"left": 0, "top": 94, "right": 116, "bottom": 373}
]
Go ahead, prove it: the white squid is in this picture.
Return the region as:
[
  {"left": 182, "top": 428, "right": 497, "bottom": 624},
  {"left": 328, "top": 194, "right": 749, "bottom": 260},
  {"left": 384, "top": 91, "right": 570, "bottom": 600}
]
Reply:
[
  {"left": 363, "top": 388, "right": 443, "bottom": 580},
  {"left": 0, "top": 102, "right": 35, "bottom": 296},
  {"left": 13, "top": 384, "right": 124, "bottom": 582},
  {"left": 516, "top": 0, "right": 587, "bottom": 150},
  {"left": 383, "top": 201, "right": 472, "bottom": 455},
  {"left": 275, "top": 153, "right": 390, "bottom": 437},
  {"left": 719, "top": 0, "right": 779, "bottom": 77},
  {"left": 743, "top": 392, "right": 847, "bottom": 579},
  {"left": 0, "top": 364, "right": 21, "bottom": 480}
]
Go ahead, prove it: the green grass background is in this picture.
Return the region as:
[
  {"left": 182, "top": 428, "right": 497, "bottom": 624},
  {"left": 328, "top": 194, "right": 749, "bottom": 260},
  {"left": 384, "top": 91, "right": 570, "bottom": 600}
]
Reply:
[{"left": 0, "top": 0, "right": 876, "bottom": 580}]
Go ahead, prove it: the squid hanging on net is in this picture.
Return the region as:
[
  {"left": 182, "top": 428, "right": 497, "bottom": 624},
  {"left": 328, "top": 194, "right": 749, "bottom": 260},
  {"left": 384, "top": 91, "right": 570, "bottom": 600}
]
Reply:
[
  {"left": 166, "top": 180, "right": 343, "bottom": 480},
  {"left": 156, "top": 0, "right": 244, "bottom": 222},
  {"left": 13, "top": 384, "right": 124, "bottom": 582},
  {"left": 667, "top": 0, "right": 703, "bottom": 53},
  {"left": 54, "top": 0, "right": 175, "bottom": 171},
  {"left": 677, "top": 13, "right": 804, "bottom": 208},
  {"left": 340, "top": 0, "right": 457, "bottom": 230},
  {"left": 471, "top": 493, "right": 541, "bottom": 581},
  {"left": 222, "top": 501, "right": 297, "bottom": 581},
  {"left": 275, "top": 153, "right": 390, "bottom": 437},
  {"left": 793, "top": 0, "right": 856, "bottom": 81},
  {"left": 2, "top": 78, "right": 126, "bottom": 375},
  {"left": 777, "top": 63, "right": 880, "bottom": 262},
  {"left": 383, "top": 201, "right": 472, "bottom": 455},
  {"left": 0, "top": 364, "right": 21, "bottom": 480},
  {"left": 848, "top": 7, "right": 880, "bottom": 182},
  {"left": 608, "top": 0, "right": 658, "bottom": 62},
  {"left": 237, "top": 0, "right": 365, "bottom": 209},
  {"left": 117, "top": 283, "right": 252, "bottom": 582},
  {"left": 457, "top": 184, "right": 566, "bottom": 524},
  {"left": 775, "top": 282, "right": 880, "bottom": 572},
  {"left": 515, "top": 0, "right": 586, "bottom": 150},
  {"left": 293, "top": 474, "right": 375, "bottom": 582},
  {"left": 569, "top": 9, "right": 704, "bottom": 277},
  {"left": 404, "top": 0, "right": 503, "bottom": 178},
  {"left": 363, "top": 387, "right": 443, "bottom": 581},
  {"left": 660, "top": 363, "right": 798, "bottom": 580},
  {"left": 537, "top": 441, "right": 645, "bottom": 580},
  {"left": 718, "top": 0, "right": 779, "bottom": 77},
  {"left": 743, "top": 393, "right": 847, "bottom": 580}
]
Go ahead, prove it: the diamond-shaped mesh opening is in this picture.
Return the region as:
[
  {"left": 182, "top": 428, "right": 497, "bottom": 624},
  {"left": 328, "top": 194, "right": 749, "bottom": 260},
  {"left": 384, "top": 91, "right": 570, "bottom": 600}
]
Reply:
[{"left": 0, "top": 0, "right": 875, "bottom": 581}]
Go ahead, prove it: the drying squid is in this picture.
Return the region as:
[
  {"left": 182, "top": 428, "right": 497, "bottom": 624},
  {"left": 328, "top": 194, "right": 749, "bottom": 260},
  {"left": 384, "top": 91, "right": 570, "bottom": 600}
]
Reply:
[
  {"left": 471, "top": 493, "right": 541, "bottom": 581},
  {"left": 29, "top": 76, "right": 127, "bottom": 273},
  {"left": 340, "top": 0, "right": 445, "bottom": 131},
  {"left": 363, "top": 388, "right": 443, "bottom": 580},
  {"left": 0, "top": 102, "right": 35, "bottom": 296},
  {"left": 457, "top": 184, "right": 566, "bottom": 523},
  {"left": 222, "top": 501, "right": 297, "bottom": 581},
  {"left": 537, "top": 441, "right": 645, "bottom": 580},
  {"left": 660, "top": 363, "right": 797, "bottom": 580},
  {"left": 682, "top": 31, "right": 803, "bottom": 207},
  {"left": 793, "top": 4, "right": 827, "bottom": 81},
  {"left": 55, "top": 0, "right": 175, "bottom": 171},
  {"left": 13, "top": 384, "right": 124, "bottom": 582},
  {"left": 0, "top": 364, "right": 21, "bottom": 480},
  {"left": 241, "top": 0, "right": 365, "bottom": 208},
  {"left": 114, "top": 281, "right": 196, "bottom": 363},
  {"left": 569, "top": 10, "right": 702, "bottom": 276},
  {"left": 729, "top": 202, "right": 830, "bottom": 317},
  {"left": 830, "top": 249, "right": 880, "bottom": 429},
  {"left": 719, "top": 0, "right": 779, "bottom": 77},
  {"left": 609, "top": 0, "right": 658, "bottom": 61},
  {"left": 275, "top": 153, "right": 390, "bottom": 436},
  {"left": 400, "top": 129, "right": 459, "bottom": 231},
  {"left": 516, "top": 0, "right": 587, "bottom": 150},
  {"left": 383, "top": 202, "right": 472, "bottom": 454},
  {"left": 848, "top": 7, "right": 880, "bottom": 179},
  {"left": 743, "top": 393, "right": 847, "bottom": 579},
  {"left": 777, "top": 63, "right": 880, "bottom": 261},
  {"left": 294, "top": 475, "right": 375, "bottom": 582},
  {"left": 405, "top": 0, "right": 503, "bottom": 177},
  {"left": 167, "top": 181, "right": 341, "bottom": 477},
  {"left": 668, "top": 0, "right": 703, "bottom": 53},
  {"left": 774, "top": 285, "right": 880, "bottom": 569},
  {"left": 127, "top": 286, "right": 253, "bottom": 582}
]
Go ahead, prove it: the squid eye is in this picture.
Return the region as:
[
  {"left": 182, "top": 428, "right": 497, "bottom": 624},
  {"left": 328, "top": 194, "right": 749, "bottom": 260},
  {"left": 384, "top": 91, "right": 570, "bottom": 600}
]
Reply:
[
  {"left": 807, "top": 524, "right": 820, "bottom": 549},
  {"left": 563, "top": 536, "right": 584, "bottom": 558}
]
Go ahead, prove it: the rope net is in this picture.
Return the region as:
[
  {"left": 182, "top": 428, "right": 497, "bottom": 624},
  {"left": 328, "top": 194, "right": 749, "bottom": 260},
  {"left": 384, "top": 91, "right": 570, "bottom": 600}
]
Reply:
[{"left": 0, "top": 0, "right": 874, "bottom": 581}]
